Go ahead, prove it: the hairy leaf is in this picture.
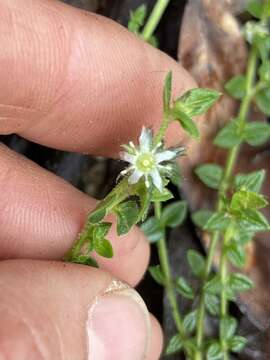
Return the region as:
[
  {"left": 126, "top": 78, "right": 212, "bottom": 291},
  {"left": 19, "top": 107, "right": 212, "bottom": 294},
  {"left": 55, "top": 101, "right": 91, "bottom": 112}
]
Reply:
[
  {"left": 175, "top": 277, "right": 194, "bottom": 299},
  {"left": 165, "top": 334, "right": 182, "bottom": 355},
  {"left": 163, "top": 71, "right": 172, "bottom": 114},
  {"left": 220, "top": 316, "right": 237, "bottom": 340},
  {"left": 192, "top": 209, "right": 214, "bottom": 229},
  {"left": 195, "top": 163, "right": 223, "bottom": 189},
  {"left": 244, "top": 122, "right": 270, "bottom": 146},
  {"left": 149, "top": 265, "right": 165, "bottom": 285},
  {"left": 174, "top": 88, "right": 221, "bottom": 117},
  {"left": 234, "top": 170, "right": 266, "bottom": 192},
  {"left": 161, "top": 201, "right": 187, "bottom": 228},
  {"left": 225, "top": 75, "right": 247, "bottom": 100},
  {"left": 93, "top": 238, "right": 113, "bottom": 258},
  {"left": 214, "top": 119, "right": 242, "bottom": 149},
  {"left": 183, "top": 310, "right": 197, "bottom": 333},
  {"left": 187, "top": 250, "right": 206, "bottom": 277},
  {"left": 141, "top": 217, "right": 164, "bottom": 243},
  {"left": 229, "top": 273, "right": 254, "bottom": 292},
  {"left": 115, "top": 200, "right": 139, "bottom": 235}
]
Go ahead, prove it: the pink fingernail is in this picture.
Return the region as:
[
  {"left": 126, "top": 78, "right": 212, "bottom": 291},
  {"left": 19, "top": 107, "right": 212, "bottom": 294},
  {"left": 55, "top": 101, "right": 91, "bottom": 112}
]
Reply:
[{"left": 87, "top": 280, "right": 150, "bottom": 360}]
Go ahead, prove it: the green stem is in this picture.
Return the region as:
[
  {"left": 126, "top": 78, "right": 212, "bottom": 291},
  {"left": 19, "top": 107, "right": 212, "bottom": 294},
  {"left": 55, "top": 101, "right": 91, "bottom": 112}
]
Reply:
[
  {"left": 154, "top": 202, "right": 187, "bottom": 342},
  {"left": 219, "top": 228, "right": 232, "bottom": 360},
  {"left": 64, "top": 230, "right": 89, "bottom": 261},
  {"left": 154, "top": 114, "right": 171, "bottom": 146},
  {"left": 141, "top": 0, "right": 170, "bottom": 41},
  {"left": 193, "top": 46, "right": 258, "bottom": 360}
]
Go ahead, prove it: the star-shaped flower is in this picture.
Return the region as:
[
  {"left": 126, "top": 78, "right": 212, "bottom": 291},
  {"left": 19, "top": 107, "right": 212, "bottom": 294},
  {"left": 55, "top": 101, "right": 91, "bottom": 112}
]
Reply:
[{"left": 120, "top": 127, "right": 184, "bottom": 191}]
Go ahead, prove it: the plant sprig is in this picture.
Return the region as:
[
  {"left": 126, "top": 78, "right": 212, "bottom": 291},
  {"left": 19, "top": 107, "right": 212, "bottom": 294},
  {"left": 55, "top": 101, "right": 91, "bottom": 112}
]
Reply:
[
  {"left": 192, "top": 3, "right": 270, "bottom": 359},
  {"left": 65, "top": 2, "right": 270, "bottom": 359}
]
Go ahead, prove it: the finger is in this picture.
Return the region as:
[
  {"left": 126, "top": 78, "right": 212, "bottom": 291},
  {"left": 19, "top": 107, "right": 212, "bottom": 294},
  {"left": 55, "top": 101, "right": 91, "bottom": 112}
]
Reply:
[
  {"left": 0, "top": 0, "right": 197, "bottom": 156},
  {"left": 0, "top": 259, "right": 161, "bottom": 360},
  {"left": 146, "top": 315, "right": 164, "bottom": 360},
  {"left": 0, "top": 143, "right": 149, "bottom": 286}
]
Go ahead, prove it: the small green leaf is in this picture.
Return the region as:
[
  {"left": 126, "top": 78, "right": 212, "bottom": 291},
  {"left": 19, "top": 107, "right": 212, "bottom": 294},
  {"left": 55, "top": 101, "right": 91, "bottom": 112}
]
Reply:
[
  {"left": 244, "top": 122, "right": 270, "bottom": 146},
  {"left": 161, "top": 201, "right": 187, "bottom": 228},
  {"left": 141, "top": 217, "right": 164, "bottom": 243},
  {"left": 256, "top": 36, "right": 270, "bottom": 61},
  {"left": 93, "top": 222, "right": 112, "bottom": 240},
  {"left": 163, "top": 71, "right": 172, "bottom": 114},
  {"left": 151, "top": 187, "right": 173, "bottom": 202},
  {"left": 238, "top": 208, "right": 270, "bottom": 232},
  {"left": 206, "top": 342, "right": 223, "bottom": 360},
  {"left": 229, "top": 273, "right": 254, "bottom": 293},
  {"left": 204, "top": 275, "right": 222, "bottom": 295},
  {"left": 229, "top": 335, "right": 248, "bottom": 353},
  {"left": 175, "top": 277, "right": 194, "bottom": 299},
  {"left": 128, "top": 4, "right": 147, "bottom": 33},
  {"left": 230, "top": 190, "right": 268, "bottom": 211},
  {"left": 259, "top": 60, "right": 270, "bottom": 82},
  {"left": 165, "top": 334, "right": 182, "bottom": 355},
  {"left": 187, "top": 250, "right": 206, "bottom": 277},
  {"left": 220, "top": 316, "right": 237, "bottom": 341},
  {"left": 255, "top": 88, "right": 270, "bottom": 116},
  {"left": 205, "top": 293, "right": 220, "bottom": 316},
  {"left": 195, "top": 164, "right": 223, "bottom": 189},
  {"left": 247, "top": 0, "right": 263, "bottom": 18},
  {"left": 204, "top": 212, "right": 231, "bottom": 231},
  {"left": 183, "top": 310, "right": 197, "bottom": 333},
  {"left": 174, "top": 88, "right": 221, "bottom": 117},
  {"left": 72, "top": 255, "right": 98, "bottom": 268},
  {"left": 115, "top": 200, "right": 139, "bottom": 235},
  {"left": 234, "top": 230, "right": 254, "bottom": 245},
  {"left": 225, "top": 75, "right": 247, "bottom": 100},
  {"left": 214, "top": 119, "right": 242, "bottom": 149},
  {"left": 149, "top": 265, "right": 166, "bottom": 285},
  {"left": 227, "top": 243, "right": 246, "bottom": 268},
  {"left": 93, "top": 238, "right": 113, "bottom": 258},
  {"left": 234, "top": 170, "right": 266, "bottom": 192},
  {"left": 192, "top": 209, "right": 213, "bottom": 229},
  {"left": 173, "top": 109, "right": 200, "bottom": 139}
]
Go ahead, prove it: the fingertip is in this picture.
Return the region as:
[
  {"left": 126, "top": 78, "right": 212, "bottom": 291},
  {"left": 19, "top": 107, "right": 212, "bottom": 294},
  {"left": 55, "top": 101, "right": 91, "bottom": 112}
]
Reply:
[
  {"left": 96, "top": 225, "right": 150, "bottom": 286},
  {"left": 146, "top": 315, "right": 164, "bottom": 360}
]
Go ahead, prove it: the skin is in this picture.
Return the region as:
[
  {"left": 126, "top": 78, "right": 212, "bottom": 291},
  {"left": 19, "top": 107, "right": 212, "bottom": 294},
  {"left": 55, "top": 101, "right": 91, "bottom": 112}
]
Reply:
[{"left": 0, "top": 0, "right": 197, "bottom": 358}]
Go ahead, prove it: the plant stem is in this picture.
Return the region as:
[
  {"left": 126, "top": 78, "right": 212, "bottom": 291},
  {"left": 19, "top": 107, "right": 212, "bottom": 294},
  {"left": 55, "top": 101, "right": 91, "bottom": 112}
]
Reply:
[
  {"left": 193, "top": 46, "right": 258, "bottom": 360},
  {"left": 64, "top": 230, "right": 89, "bottom": 261},
  {"left": 154, "top": 115, "right": 171, "bottom": 146},
  {"left": 219, "top": 228, "right": 232, "bottom": 360},
  {"left": 154, "top": 202, "right": 187, "bottom": 342},
  {"left": 141, "top": 0, "right": 170, "bottom": 41}
]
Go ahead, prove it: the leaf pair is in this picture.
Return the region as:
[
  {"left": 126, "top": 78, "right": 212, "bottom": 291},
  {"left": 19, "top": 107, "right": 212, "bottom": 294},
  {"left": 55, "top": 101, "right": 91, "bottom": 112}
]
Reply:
[
  {"left": 214, "top": 118, "right": 270, "bottom": 149},
  {"left": 141, "top": 201, "right": 187, "bottom": 243},
  {"left": 163, "top": 72, "right": 221, "bottom": 139}
]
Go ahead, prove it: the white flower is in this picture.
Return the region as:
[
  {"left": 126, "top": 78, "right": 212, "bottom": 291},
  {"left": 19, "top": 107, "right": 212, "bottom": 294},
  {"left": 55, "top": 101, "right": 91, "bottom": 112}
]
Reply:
[{"left": 120, "top": 127, "right": 184, "bottom": 191}]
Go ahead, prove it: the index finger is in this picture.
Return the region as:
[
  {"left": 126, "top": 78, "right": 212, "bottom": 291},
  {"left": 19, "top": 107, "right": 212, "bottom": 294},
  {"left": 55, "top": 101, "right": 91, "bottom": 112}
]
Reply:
[{"left": 0, "top": 0, "right": 196, "bottom": 156}]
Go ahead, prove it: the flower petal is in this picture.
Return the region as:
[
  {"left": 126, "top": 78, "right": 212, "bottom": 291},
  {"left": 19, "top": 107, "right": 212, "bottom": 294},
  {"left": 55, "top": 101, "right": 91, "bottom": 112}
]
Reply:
[
  {"left": 155, "top": 150, "right": 176, "bottom": 163},
  {"left": 139, "top": 127, "right": 153, "bottom": 152},
  {"left": 150, "top": 168, "right": 163, "bottom": 191},
  {"left": 120, "top": 152, "right": 136, "bottom": 164},
  {"left": 128, "top": 170, "right": 143, "bottom": 184}
]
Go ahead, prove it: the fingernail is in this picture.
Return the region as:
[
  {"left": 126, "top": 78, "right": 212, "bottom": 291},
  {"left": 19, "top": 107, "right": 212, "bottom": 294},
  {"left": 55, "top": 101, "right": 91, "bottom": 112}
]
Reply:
[{"left": 87, "top": 280, "right": 151, "bottom": 360}]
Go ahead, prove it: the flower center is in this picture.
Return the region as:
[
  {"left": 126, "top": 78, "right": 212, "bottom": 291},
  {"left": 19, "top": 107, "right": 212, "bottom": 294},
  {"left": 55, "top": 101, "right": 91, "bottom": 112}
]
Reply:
[{"left": 136, "top": 153, "right": 156, "bottom": 173}]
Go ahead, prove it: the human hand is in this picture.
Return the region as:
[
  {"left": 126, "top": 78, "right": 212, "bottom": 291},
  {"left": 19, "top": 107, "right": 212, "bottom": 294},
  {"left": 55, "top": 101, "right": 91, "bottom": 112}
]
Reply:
[{"left": 0, "top": 1, "right": 196, "bottom": 359}]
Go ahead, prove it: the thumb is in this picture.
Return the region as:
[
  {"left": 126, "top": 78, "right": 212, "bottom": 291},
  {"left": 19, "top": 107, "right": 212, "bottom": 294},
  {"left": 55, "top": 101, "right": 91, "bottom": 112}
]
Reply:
[{"left": 0, "top": 260, "right": 162, "bottom": 360}]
